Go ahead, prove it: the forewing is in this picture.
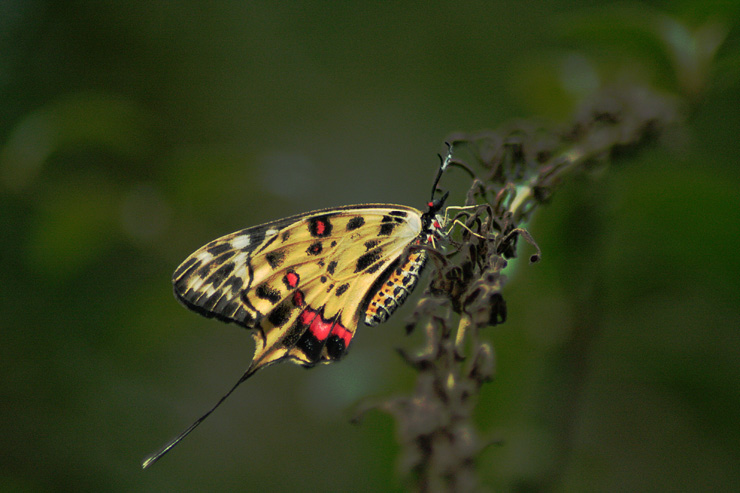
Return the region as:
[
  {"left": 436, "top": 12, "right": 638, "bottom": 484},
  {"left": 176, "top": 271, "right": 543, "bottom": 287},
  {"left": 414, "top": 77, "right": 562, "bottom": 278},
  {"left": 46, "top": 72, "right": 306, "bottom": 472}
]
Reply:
[{"left": 172, "top": 215, "right": 297, "bottom": 328}]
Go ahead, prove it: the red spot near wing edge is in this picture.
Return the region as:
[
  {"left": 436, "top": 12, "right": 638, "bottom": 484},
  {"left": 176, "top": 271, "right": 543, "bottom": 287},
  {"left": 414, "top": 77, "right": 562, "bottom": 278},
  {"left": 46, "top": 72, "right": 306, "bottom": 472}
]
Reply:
[
  {"left": 299, "top": 307, "right": 332, "bottom": 340},
  {"left": 309, "top": 314, "right": 332, "bottom": 340},
  {"left": 297, "top": 305, "right": 351, "bottom": 345},
  {"left": 330, "top": 324, "right": 352, "bottom": 348},
  {"left": 316, "top": 220, "right": 326, "bottom": 236}
]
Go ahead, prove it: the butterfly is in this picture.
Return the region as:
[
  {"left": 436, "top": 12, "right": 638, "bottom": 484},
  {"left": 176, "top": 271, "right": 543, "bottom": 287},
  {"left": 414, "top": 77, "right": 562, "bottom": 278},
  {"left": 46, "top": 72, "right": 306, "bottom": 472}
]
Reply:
[{"left": 142, "top": 147, "right": 453, "bottom": 468}]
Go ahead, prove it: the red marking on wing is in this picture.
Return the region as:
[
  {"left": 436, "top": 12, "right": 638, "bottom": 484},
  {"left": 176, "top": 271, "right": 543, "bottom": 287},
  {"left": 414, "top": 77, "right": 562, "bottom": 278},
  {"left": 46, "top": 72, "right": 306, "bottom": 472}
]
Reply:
[
  {"left": 286, "top": 271, "right": 299, "bottom": 288},
  {"left": 315, "top": 220, "right": 326, "bottom": 235},
  {"left": 299, "top": 308, "right": 315, "bottom": 327},
  {"left": 310, "top": 315, "right": 332, "bottom": 340},
  {"left": 292, "top": 290, "right": 305, "bottom": 307},
  {"left": 330, "top": 324, "right": 352, "bottom": 348},
  {"left": 299, "top": 307, "right": 332, "bottom": 340}
]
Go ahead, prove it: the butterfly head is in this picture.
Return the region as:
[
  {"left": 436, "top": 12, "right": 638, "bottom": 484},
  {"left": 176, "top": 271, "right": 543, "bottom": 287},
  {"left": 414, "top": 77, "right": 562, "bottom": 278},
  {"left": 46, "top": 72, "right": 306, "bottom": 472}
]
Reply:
[
  {"left": 422, "top": 190, "right": 449, "bottom": 245},
  {"left": 420, "top": 142, "right": 455, "bottom": 246}
]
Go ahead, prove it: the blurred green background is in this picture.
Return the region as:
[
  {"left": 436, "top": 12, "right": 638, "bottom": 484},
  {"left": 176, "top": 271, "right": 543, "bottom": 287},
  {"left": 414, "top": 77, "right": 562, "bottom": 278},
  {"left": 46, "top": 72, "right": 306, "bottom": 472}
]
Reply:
[{"left": 2, "top": 1, "right": 740, "bottom": 491}]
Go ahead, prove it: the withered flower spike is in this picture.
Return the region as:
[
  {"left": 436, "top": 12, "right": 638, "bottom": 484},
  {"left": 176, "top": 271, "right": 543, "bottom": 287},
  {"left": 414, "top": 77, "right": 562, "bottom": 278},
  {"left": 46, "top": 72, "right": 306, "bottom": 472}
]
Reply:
[{"left": 364, "top": 84, "right": 680, "bottom": 492}]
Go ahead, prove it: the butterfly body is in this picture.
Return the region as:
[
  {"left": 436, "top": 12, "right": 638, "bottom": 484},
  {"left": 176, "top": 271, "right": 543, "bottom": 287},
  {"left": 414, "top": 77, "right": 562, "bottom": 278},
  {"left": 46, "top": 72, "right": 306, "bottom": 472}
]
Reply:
[{"left": 364, "top": 249, "right": 427, "bottom": 326}]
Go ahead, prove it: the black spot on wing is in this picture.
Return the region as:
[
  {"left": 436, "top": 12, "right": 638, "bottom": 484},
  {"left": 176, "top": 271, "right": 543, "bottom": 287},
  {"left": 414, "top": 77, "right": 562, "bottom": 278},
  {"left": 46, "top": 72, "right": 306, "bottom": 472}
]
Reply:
[
  {"left": 307, "top": 241, "right": 323, "bottom": 256},
  {"left": 296, "top": 330, "right": 323, "bottom": 365},
  {"left": 195, "top": 262, "right": 212, "bottom": 278},
  {"left": 308, "top": 214, "right": 334, "bottom": 237},
  {"left": 255, "top": 284, "right": 281, "bottom": 304},
  {"left": 209, "top": 262, "right": 235, "bottom": 287},
  {"left": 197, "top": 292, "right": 221, "bottom": 312},
  {"left": 389, "top": 210, "right": 408, "bottom": 217},
  {"left": 192, "top": 251, "right": 233, "bottom": 279},
  {"left": 327, "top": 260, "right": 337, "bottom": 275},
  {"left": 325, "top": 335, "right": 346, "bottom": 360},
  {"left": 364, "top": 239, "right": 380, "bottom": 251},
  {"left": 267, "top": 302, "right": 292, "bottom": 327},
  {"left": 222, "top": 274, "right": 244, "bottom": 293},
  {"left": 346, "top": 216, "right": 365, "bottom": 231},
  {"left": 355, "top": 248, "right": 383, "bottom": 273},
  {"left": 379, "top": 222, "right": 397, "bottom": 236},
  {"left": 207, "top": 242, "right": 231, "bottom": 256},
  {"left": 213, "top": 297, "right": 237, "bottom": 316},
  {"left": 242, "top": 228, "right": 266, "bottom": 250},
  {"left": 281, "top": 230, "right": 291, "bottom": 242},
  {"left": 173, "top": 257, "right": 200, "bottom": 281},
  {"left": 335, "top": 283, "right": 349, "bottom": 296},
  {"left": 265, "top": 249, "right": 286, "bottom": 269}
]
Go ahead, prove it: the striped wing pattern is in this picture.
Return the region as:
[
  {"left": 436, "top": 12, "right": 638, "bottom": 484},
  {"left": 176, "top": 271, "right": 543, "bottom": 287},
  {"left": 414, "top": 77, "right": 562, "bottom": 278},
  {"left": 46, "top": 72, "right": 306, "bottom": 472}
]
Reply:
[{"left": 172, "top": 204, "right": 427, "bottom": 374}]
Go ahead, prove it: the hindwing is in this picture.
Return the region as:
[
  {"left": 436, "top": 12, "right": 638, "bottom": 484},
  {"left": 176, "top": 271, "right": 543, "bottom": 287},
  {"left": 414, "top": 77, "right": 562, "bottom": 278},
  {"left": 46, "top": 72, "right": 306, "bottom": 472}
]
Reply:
[{"left": 173, "top": 204, "right": 425, "bottom": 373}]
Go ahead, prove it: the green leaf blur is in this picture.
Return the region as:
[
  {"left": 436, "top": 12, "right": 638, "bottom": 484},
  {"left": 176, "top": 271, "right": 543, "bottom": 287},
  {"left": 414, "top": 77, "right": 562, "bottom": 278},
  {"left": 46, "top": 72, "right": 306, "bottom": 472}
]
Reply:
[{"left": 2, "top": 1, "right": 739, "bottom": 491}]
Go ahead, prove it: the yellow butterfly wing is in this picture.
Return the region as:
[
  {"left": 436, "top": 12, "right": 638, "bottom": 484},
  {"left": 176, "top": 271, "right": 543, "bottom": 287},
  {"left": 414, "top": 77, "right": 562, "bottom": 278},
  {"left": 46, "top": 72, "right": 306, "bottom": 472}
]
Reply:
[{"left": 172, "top": 204, "right": 426, "bottom": 374}]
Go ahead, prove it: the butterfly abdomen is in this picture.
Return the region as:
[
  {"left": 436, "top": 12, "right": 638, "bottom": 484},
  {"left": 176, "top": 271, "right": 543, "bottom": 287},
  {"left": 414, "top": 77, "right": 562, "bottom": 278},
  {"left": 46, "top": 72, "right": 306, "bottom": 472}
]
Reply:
[{"left": 363, "top": 249, "right": 427, "bottom": 326}]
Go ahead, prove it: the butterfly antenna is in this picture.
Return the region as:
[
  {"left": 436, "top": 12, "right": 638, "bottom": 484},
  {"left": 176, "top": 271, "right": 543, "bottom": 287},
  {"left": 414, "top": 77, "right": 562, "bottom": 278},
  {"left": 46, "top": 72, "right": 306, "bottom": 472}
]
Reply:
[
  {"left": 141, "top": 364, "right": 260, "bottom": 469},
  {"left": 430, "top": 142, "right": 453, "bottom": 201}
]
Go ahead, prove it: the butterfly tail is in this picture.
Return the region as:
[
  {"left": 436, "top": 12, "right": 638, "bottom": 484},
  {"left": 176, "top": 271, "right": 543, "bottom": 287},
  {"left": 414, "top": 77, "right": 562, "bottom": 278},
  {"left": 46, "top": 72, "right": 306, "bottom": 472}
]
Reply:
[{"left": 141, "top": 363, "right": 261, "bottom": 469}]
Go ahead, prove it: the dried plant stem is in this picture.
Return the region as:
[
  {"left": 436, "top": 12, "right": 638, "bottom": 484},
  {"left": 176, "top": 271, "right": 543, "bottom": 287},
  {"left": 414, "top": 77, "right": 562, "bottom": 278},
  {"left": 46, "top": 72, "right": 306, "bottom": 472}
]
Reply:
[{"left": 360, "top": 85, "right": 681, "bottom": 492}]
